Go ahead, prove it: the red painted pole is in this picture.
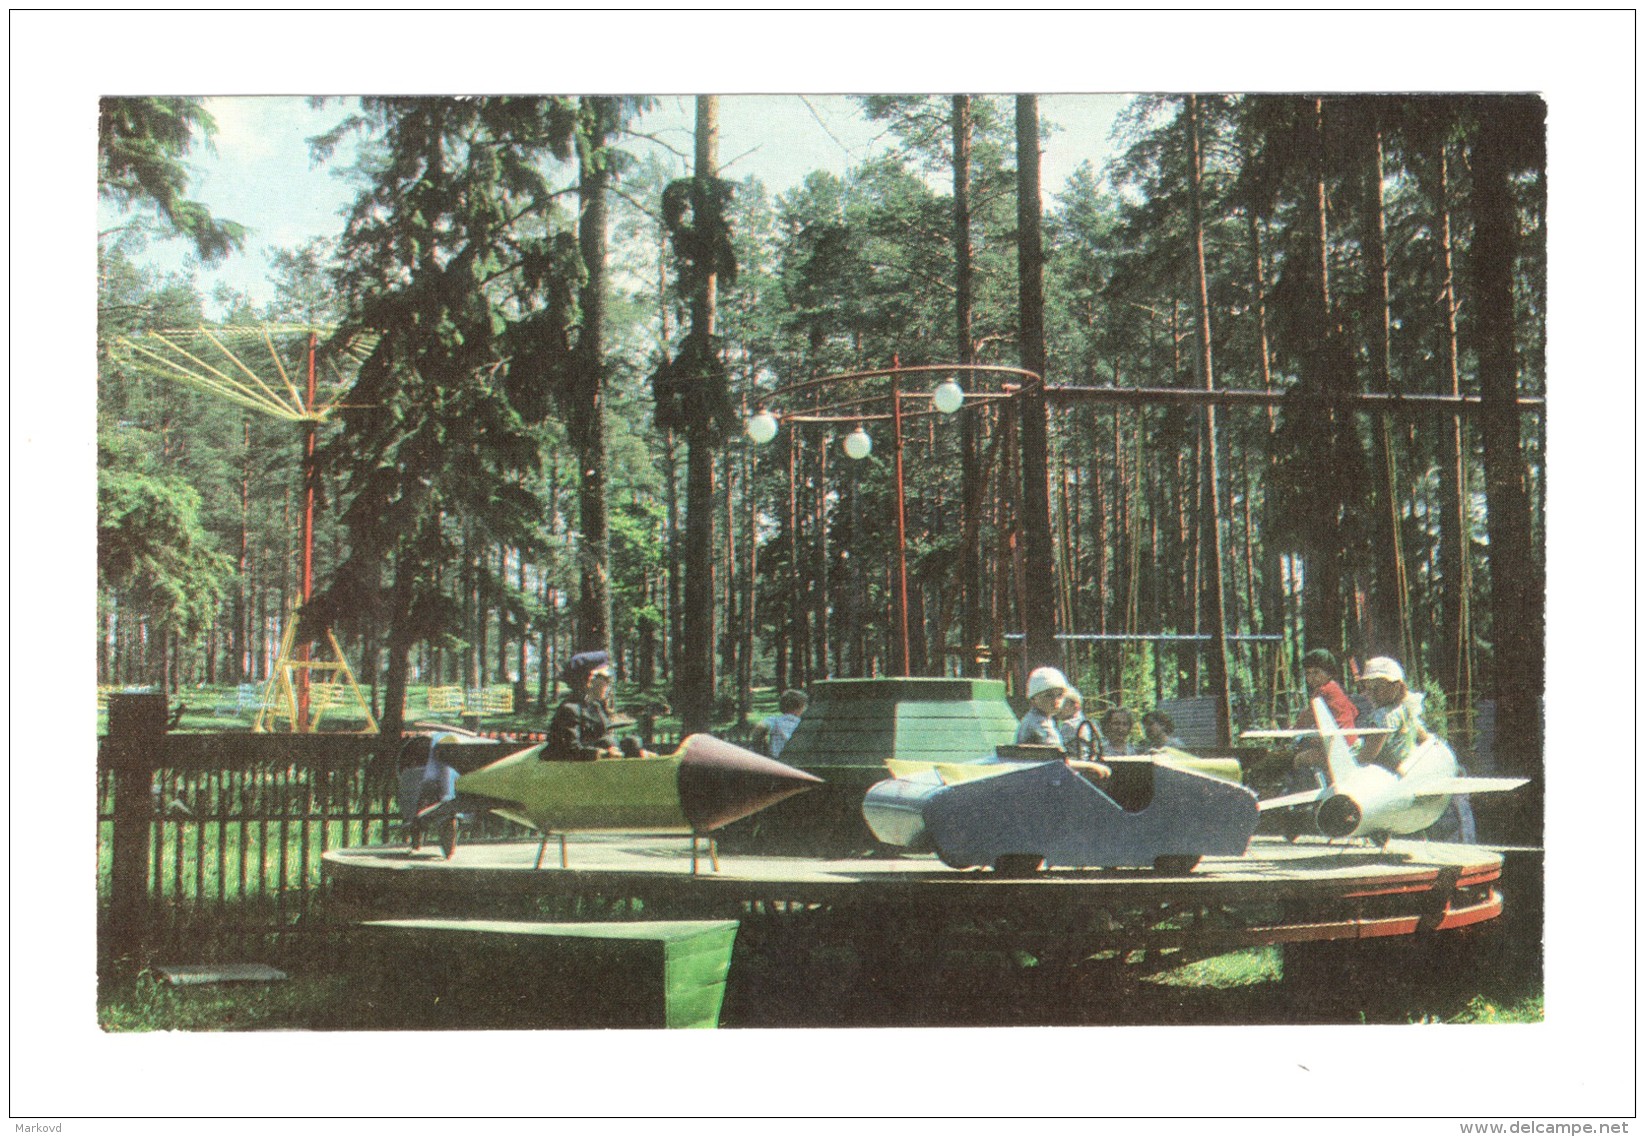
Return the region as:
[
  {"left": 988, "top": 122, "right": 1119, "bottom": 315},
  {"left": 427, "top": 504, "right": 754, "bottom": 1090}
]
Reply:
[
  {"left": 297, "top": 331, "right": 317, "bottom": 731},
  {"left": 892, "top": 363, "right": 911, "bottom": 677}
]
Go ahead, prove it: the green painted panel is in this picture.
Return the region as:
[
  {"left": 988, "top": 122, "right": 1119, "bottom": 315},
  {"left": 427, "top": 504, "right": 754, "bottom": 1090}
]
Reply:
[
  {"left": 661, "top": 923, "right": 738, "bottom": 1029},
  {"left": 745, "top": 676, "right": 1021, "bottom": 850},
  {"left": 803, "top": 724, "right": 899, "bottom": 742},
  {"left": 895, "top": 701, "right": 1017, "bottom": 718},
  {"left": 662, "top": 983, "right": 729, "bottom": 1030},
  {"left": 355, "top": 919, "right": 739, "bottom": 1029},
  {"left": 663, "top": 925, "right": 741, "bottom": 976}
]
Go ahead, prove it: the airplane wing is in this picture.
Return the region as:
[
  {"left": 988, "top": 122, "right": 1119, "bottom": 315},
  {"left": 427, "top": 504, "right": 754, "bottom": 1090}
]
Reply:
[
  {"left": 414, "top": 793, "right": 516, "bottom": 823},
  {"left": 1240, "top": 727, "right": 1392, "bottom": 739},
  {"left": 1413, "top": 776, "right": 1530, "bottom": 796},
  {"left": 1256, "top": 788, "right": 1330, "bottom": 812},
  {"left": 885, "top": 758, "right": 935, "bottom": 779}
]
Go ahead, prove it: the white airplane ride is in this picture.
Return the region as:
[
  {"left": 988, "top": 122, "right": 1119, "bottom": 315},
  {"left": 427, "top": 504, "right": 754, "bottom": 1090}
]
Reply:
[{"left": 1247, "top": 697, "right": 1528, "bottom": 843}]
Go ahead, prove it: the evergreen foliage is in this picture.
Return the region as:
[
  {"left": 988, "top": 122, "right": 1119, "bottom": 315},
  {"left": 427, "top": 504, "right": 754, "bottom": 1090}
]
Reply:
[
  {"left": 97, "top": 93, "right": 1545, "bottom": 789},
  {"left": 98, "top": 97, "right": 248, "bottom": 264}
]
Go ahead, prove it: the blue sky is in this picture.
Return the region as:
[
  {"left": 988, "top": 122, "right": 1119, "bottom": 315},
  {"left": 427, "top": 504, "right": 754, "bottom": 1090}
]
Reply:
[{"left": 109, "top": 93, "right": 1131, "bottom": 315}]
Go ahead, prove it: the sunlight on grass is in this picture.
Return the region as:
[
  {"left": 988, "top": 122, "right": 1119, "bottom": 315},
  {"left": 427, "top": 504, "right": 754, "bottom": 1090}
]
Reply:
[
  {"left": 1447, "top": 993, "right": 1544, "bottom": 1024},
  {"left": 1148, "top": 946, "right": 1282, "bottom": 989},
  {"left": 100, "top": 970, "right": 343, "bottom": 1032}
]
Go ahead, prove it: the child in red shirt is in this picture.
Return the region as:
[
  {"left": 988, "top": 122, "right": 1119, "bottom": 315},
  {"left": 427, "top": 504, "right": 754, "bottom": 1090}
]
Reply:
[{"left": 1293, "top": 648, "right": 1358, "bottom": 783}]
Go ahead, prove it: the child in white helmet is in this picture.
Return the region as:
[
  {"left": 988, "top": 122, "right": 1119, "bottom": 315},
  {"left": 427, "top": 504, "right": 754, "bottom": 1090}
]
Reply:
[{"left": 1017, "top": 666, "right": 1070, "bottom": 749}]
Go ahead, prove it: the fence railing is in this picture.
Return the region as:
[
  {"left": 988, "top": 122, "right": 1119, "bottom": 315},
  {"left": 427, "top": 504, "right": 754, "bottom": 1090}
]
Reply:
[
  {"left": 97, "top": 703, "right": 529, "bottom": 954},
  {"left": 96, "top": 694, "right": 759, "bottom": 970},
  {"left": 98, "top": 762, "right": 436, "bottom": 923}
]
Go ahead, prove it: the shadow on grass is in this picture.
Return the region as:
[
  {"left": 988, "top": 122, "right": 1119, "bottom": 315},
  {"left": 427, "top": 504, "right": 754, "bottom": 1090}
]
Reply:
[{"left": 98, "top": 903, "right": 1543, "bottom": 1032}]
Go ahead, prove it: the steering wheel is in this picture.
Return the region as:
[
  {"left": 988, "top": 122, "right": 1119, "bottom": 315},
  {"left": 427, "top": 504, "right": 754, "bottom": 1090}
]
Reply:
[{"left": 1073, "top": 718, "right": 1102, "bottom": 762}]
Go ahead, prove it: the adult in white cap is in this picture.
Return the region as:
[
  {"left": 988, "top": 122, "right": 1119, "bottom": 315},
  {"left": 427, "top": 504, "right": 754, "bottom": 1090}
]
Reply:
[
  {"left": 1356, "top": 656, "right": 1431, "bottom": 773},
  {"left": 1017, "top": 666, "right": 1070, "bottom": 748}
]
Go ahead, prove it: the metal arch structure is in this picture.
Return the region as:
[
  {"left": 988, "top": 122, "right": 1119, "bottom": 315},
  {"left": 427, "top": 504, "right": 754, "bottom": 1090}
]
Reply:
[
  {"left": 754, "top": 362, "right": 1041, "bottom": 427},
  {"left": 109, "top": 324, "right": 381, "bottom": 731},
  {"left": 746, "top": 362, "right": 1042, "bottom": 679}
]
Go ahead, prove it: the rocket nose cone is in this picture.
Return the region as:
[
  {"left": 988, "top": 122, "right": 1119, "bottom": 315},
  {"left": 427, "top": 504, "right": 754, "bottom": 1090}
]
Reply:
[{"left": 675, "top": 733, "right": 825, "bottom": 832}]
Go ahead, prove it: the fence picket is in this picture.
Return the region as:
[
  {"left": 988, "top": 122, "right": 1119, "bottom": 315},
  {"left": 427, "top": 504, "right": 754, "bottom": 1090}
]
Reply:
[
  {"left": 299, "top": 765, "right": 311, "bottom": 920},
  {"left": 96, "top": 733, "right": 578, "bottom": 950},
  {"left": 276, "top": 764, "right": 288, "bottom": 925}
]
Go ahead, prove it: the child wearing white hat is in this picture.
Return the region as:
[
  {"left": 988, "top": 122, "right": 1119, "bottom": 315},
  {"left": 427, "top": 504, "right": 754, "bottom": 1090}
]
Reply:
[{"left": 1016, "top": 666, "right": 1070, "bottom": 749}]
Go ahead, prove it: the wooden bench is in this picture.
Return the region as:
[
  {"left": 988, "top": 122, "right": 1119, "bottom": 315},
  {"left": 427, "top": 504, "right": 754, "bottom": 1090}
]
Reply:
[
  {"left": 213, "top": 682, "right": 270, "bottom": 718},
  {"left": 1154, "top": 696, "right": 1221, "bottom": 750},
  {"left": 425, "top": 686, "right": 465, "bottom": 716},
  {"left": 351, "top": 918, "right": 740, "bottom": 1029},
  {"left": 475, "top": 686, "right": 514, "bottom": 714}
]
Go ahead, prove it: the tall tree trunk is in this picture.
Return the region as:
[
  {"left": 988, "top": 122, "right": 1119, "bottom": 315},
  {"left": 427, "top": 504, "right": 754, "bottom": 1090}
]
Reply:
[
  {"left": 378, "top": 573, "right": 413, "bottom": 743},
  {"left": 722, "top": 450, "right": 739, "bottom": 712},
  {"left": 741, "top": 444, "right": 756, "bottom": 716},
  {"left": 1239, "top": 447, "right": 1260, "bottom": 639},
  {"left": 1014, "top": 95, "right": 1059, "bottom": 672},
  {"left": 657, "top": 213, "right": 679, "bottom": 686},
  {"left": 573, "top": 97, "right": 615, "bottom": 655},
  {"left": 495, "top": 545, "right": 510, "bottom": 686},
  {"left": 787, "top": 431, "right": 806, "bottom": 688},
  {"left": 842, "top": 459, "right": 864, "bottom": 677},
  {"left": 1470, "top": 104, "right": 1543, "bottom": 837},
  {"left": 1363, "top": 121, "right": 1414, "bottom": 665},
  {"left": 1302, "top": 97, "right": 1347, "bottom": 653},
  {"left": 1429, "top": 141, "right": 1474, "bottom": 714},
  {"left": 677, "top": 95, "right": 720, "bottom": 733},
  {"left": 1245, "top": 209, "right": 1286, "bottom": 651},
  {"left": 811, "top": 438, "right": 830, "bottom": 680},
  {"left": 234, "top": 417, "right": 250, "bottom": 682},
  {"left": 997, "top": 400, "right": 1021, "bottom": 682},
  {"left": 953, "top": 94, "right": 986, "bottom": 679},
  {"left": 662, "top": 429, "right": 681, "bottom": 684},
  {"left": 514, "top": 551, "right": 529, "bottom": 708},
  {"left": 536, "top": 576, "right": 553, "bottom": 714},
  {"left": 1089, "top": 407, "right": 1108, "bottom": 640},
  {"left": 1062, "top": 453, "right": 1081, "bottom": 679}
]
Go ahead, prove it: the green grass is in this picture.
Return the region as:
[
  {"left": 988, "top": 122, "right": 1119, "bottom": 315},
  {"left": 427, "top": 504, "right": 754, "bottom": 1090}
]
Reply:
[
  {"left": 1446, "top": 992, "right": 1543, "bottom": 1023},
  {"left": 99, "top": 816, "right": 391, "bottom": 905},
  {"left": 96, "top": 925, "right": 1543, "bottom": 1032},
  {"left": 99, "top": 969, "right": 344, "bottom": 1032},
  {"left": 1149, "top": 946, "right": 1282, "bottom": 989},
  {"left": 100, "top": 682, "right": 782, "bottom": 742}
]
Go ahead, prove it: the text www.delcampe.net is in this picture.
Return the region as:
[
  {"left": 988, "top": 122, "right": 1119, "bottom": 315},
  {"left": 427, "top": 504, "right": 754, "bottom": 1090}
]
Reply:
[{"left": 1460, "top": 1125, "right": 1631, "bottom": 1135}]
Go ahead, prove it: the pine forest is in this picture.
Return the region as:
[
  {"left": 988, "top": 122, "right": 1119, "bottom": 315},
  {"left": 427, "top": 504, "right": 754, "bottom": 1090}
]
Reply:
[{"left": 96, "top": 93, "right": 1546, "bottom": 810}]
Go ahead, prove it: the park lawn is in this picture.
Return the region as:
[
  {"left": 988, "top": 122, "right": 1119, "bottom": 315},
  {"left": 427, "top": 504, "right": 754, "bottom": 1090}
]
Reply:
[
  {"left": 98, "top": 933, "right": 1543, "bottom": 1031},
  {"left": 100, "top": 682, "right": 780, "bottom": 742}
]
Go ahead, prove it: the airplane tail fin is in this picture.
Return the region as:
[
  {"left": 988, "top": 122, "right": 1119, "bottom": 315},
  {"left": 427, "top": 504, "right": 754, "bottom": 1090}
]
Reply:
[{"left": 1312, "top": 696, "right": 1358, "bottom": 787}]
